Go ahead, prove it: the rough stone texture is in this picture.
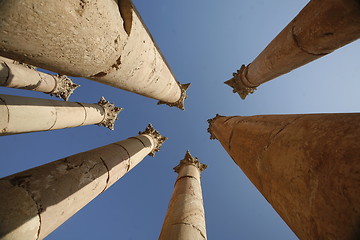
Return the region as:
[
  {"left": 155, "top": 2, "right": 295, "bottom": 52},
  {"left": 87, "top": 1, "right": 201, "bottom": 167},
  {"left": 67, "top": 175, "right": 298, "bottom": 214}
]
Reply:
[
  {"left": 208, "top": 114, "right": 360, "bottom": 240},
  {"left": 0, "top": 131, "right": 163, "bottom": 240},
  {"left": 0, "top": 0, "right": 185, "bottom": 106},
  {"left": 0, "top": 57, "right": 79, "bottom": 101},
  {"left": 0, "top": 94, "right": 121, "bottom": 135},
  {"left": 159, "top": 151, "right": 207, "bottom": 240},
  {"left": 226, "top": 0, "right": 360, "bottom": 98}
]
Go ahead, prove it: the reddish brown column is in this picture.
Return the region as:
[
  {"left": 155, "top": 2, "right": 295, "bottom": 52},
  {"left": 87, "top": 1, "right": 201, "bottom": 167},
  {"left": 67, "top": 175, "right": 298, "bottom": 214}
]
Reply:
[
  {"left": 208, "top": 114, "right": 360, "bottom": 240},
  {"left": 225, "top": 0, "right": 360, "bottom": 99}
]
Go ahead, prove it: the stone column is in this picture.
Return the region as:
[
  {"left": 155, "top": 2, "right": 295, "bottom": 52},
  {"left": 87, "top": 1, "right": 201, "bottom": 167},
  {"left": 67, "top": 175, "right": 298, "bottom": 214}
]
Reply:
[
  {"left": 159, "top": 151, "right": 207, "bottom": 240},
  {"left": 0, "top": 57, "right": 79, "bottom": 101},
  {"left": 0, "top": 0, "right": 189, "bottom": 109},
  {"left": 0, "top": 124, "right": 167, "bottom": 240},
  {"left": 225, "top": 0, "right": 360, "bottom": 99},
  {"left": 0, "top": 94, "right": 121, "bottom": 135},
  {"left": 208, "top": 114, "right": 360, "bottom": 239}
]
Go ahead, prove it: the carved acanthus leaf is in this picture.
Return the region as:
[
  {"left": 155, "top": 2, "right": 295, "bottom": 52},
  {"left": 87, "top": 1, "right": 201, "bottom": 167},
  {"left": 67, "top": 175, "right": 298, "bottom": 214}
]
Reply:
[
  {"left": 139, "top": 124, "right": 167, "bottom": 157},
  {"left": 224, "top": 64, "right": 256, "bottom": 100},
  {"left": 97, "top": 97, "right": 123, "bottom": 130},
  {"left": 174, "top": 150, "right": 207, "bottom": 173},
  {"left": 157, "top": 83, "right": 190, "bottom": 110},
  {"left": 50, "top": 75, "right": 80, "bottom": 101}
]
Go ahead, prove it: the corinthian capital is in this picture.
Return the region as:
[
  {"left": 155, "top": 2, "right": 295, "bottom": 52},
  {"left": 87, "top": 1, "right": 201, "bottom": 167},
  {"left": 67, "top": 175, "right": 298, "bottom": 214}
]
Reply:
[
  {"left": 174, "top": 150, "right": 207, "bottom": 173},
  {"left": 139, "top": 124, "right": 167, "bottom": 157},
  {"left": 97, "top": 97, "right": 123, "bottom": 130}
]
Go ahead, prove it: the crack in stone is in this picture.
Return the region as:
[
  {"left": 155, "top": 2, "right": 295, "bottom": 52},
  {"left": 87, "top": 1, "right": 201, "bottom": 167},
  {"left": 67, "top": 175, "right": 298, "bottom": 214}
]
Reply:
[
  {"left": 99, "top": 157, "right": 110, "bottom": 193},
  {"left": 175, "top": 175, "right": 198, "bottom": 185},
  {"left": 171, "top": 222, "right": 206, "bottom": 239},
  {"left": 113, "top": 143, "right": 132, "bottom": 172},
  {"left": 291, "top": 26, "right": 329, "bottom": 56},
  {"left": 8, "top": 176, "right": 43, "bottom": 240},
  {"left": 265, "top": 115, "right": 305, "bottom": 151}
]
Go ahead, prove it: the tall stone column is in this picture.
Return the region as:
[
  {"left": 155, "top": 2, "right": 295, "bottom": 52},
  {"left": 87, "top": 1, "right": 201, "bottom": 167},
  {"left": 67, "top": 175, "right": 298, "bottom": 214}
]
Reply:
[
  {"left": 0, "top": 124, "right": 167, "bottom": 240},
  {"left": 0, "top": 0, "right": 189, "bottom": 109},
  {"left": 225, "top": 0, "right": 360, "bottom": 99},
  {"left": 159, "top": 151, "right": 207, "bottom": 240},
  {"left": 0, "top": 57, "right": 79, "bottom": 101},
  {"left": 208, "top": 114, "right": 360, "bottom": 239},
  {"left": 0, "top": 94, "right": 122, "bottom": 135}
]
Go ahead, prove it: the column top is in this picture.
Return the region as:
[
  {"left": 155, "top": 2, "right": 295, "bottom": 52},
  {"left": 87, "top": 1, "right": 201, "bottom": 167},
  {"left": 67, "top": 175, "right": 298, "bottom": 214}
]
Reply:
[
  {"left": 207, "top": 114, "right": 223, "bottom": 140},
  {"left": 174, "top": 150, "right": 207, "bottom": 173},
  {"left": 97, "top": 97, "right": 123, "bottom": 130},
  {"left": 224, "top": 64, "right": 256, "bottom": 100},
  {"left": 139, "top": 124, "right": 167, "bottom": 157},
  {"left": 157, "top": 83, "right": 190, "bottom": 110}
]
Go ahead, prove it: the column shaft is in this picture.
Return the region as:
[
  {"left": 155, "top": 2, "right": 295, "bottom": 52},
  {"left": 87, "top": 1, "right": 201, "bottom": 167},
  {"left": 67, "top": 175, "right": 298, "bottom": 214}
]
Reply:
[
  {"left": 0, "top": 0, "right": 187, "bottom": 108},
  {"left": 0, "top": 57, "right": 79, "bottom": 101},
  {"left": 159, "top": 151, "right": 207, "bottom": 240},
  {"left": 0, "top": 124, "right": 166, "bottom": 240},
  {"left": 208, "top": 114, "right": 360, "bottom": 239},
  {"left": 0, "top": 94, "right": 121, "bottom": 135},
  {"left": 226, "top": 0, "right": 360, "bottom": 99}
]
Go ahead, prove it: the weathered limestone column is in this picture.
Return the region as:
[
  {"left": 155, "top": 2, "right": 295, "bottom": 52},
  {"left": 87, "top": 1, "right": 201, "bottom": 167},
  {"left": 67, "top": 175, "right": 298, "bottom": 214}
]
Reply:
[
  {"left": 159, "top": 151, "right": 207, "bottom": 240},
  {"left": 0, "top": 94, "right": 122, "bottom": 135},
  {"left": 0, "top": 57, "right": 79, "bottom": 101},
  {"left": 208, "top": 114, "right": 360, "bottom": 239},
  {"left": 0, "top": 124, "right": 167, "bottom": 240},
  {"left": 225, "top": 0, "right": 360, "bottom": 99},
  {"left": 0, "top": 0, "right": 189, "bottom": 109}
]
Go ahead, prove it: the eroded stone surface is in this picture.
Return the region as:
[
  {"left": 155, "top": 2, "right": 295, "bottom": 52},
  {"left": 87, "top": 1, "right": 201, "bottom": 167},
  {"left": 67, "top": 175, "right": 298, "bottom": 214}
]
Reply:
[
  {"left": 159, "top": 151, "right": 207, "bottom": 240},
  {"left": 209, "top": 114, "right": 360, "bottom": 240},
  {"left": 0, "top": 127, "right": 160, "bottom": 239}
]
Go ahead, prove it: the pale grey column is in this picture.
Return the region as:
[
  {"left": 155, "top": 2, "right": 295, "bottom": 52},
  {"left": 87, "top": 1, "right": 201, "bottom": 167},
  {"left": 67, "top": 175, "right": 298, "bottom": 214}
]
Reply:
[
  {"left": 0, "top": 124, "right": 167, "bottom": 240},
  {"left": 0, "top": 94, "right": 122, "bottom": 135},
  {"left": 0, "top": 57, "right": 79, "bottom": 101},
  {"left": 159, "top": 151, "right": 207, "bottom": 240},
  {"left": 0, "top": 0, "right": 189, "bottom": 109}
]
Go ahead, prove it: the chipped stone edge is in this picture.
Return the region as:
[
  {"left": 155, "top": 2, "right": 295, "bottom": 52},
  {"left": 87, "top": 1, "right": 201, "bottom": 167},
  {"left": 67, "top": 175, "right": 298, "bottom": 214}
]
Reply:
[
  {"left": 12, "top": 60, "right": 37, "bottom": 70},
  {"left": 97, "top": 97, "right": 123, "bottom": 130},
  {"left": 174, "top": 150, "right": 207, "bottom": 173},
  {"left": 157, "top": 83, "right": 191, "bottom": 111},
  {"left": 139, "top": 123, "right": 167, "bottom": 157},
  {"left": 207, "top": 114, "right": 223, "bottom": 140},
  {"left": 224, "top": 64, "right": 257, "bottom": 100},
  {"left": 50, "top": 75, "right": 80, "bottom": 101}
]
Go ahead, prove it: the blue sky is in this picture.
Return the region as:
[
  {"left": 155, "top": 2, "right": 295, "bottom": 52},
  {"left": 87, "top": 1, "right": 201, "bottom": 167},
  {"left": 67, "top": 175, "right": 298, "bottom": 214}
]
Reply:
[{"left": 1, "top": 0, "right": 360, "bottom": 239}]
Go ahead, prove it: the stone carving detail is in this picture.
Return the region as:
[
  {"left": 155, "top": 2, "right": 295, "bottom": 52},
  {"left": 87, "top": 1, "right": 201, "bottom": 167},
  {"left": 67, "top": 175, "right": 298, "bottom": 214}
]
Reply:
[
  {"left": 174, "top": 150, "right": 207, "bottom": 173},
  {"left": 157, "top": 83, "right": 191, "bottom": 110},
  {"left": 97, "top": 97, "right": 123, "bottom": 130},
  {"left": 139, "top": 123, "right": 167, "bottom": 157},
  {"left": 207, "top": 114, "right": 223, "bottom": 140},
  {"left": 224, "top": 64, "right": 256, "bottom": 100},
  {"left": 50, "top": 75, "right": 80, "bottom": 101}
]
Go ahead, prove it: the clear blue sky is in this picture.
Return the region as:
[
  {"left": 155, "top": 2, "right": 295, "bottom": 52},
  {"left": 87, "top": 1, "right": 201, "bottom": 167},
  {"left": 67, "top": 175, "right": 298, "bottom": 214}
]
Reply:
[{"left": 1, "top": 0, "right": 359, "bottom": 239}]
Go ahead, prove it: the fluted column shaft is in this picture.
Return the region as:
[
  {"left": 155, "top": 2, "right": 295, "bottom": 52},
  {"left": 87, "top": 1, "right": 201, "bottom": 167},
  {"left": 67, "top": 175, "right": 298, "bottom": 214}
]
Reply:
[
  {"left": 0, "top": 124, "right": 166, "bottom": 240},
  {"left": 0, "top": 57, "right": 79, "bottom": 101},
  {"left": 208, "top": 114, "right": 360, "bottom": 240},
  {"left": 0, "top": 0, "right": 188, "bottom": 108},
  {"left": 0, "top": 94, "right": 121, "bottom": 135},
  {"left": 159, "top": 152, "right": 207, "bottom": 240},
  {"left": 226, "top": 0, "right": 360, "bottom": 99}
]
